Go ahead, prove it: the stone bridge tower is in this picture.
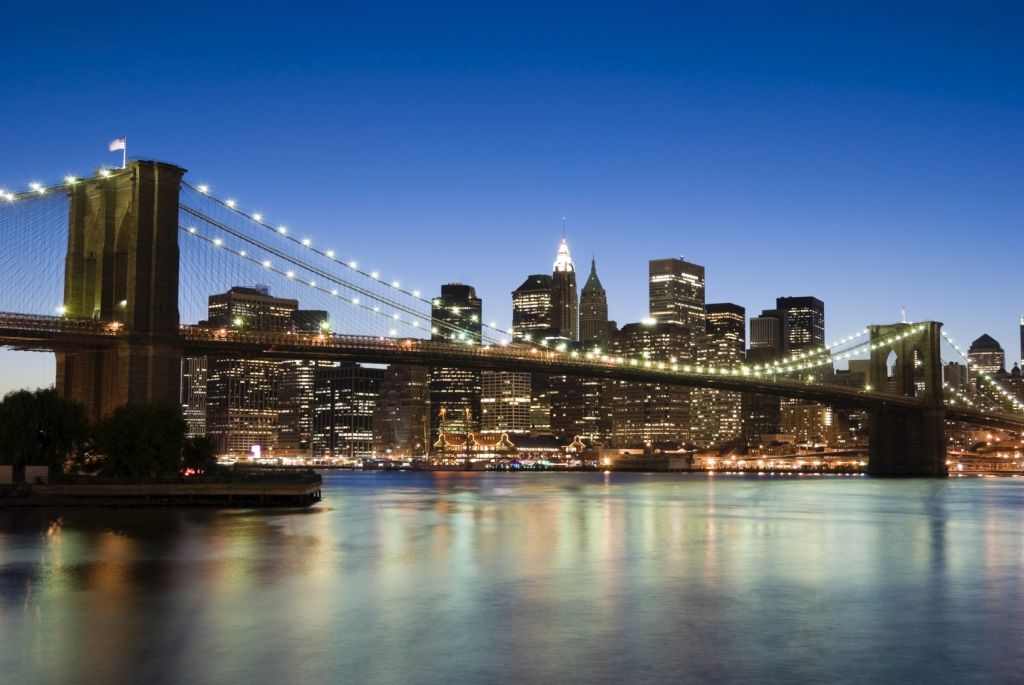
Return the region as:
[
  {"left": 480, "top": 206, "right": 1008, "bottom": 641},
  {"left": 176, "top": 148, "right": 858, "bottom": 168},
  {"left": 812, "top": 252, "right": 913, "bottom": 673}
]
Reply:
[
  {"left": 866, "top": 321, "right": 947, "bottom": 476},
  {"left": 56, "top": 160, "right": 185, "bottom": 420}
]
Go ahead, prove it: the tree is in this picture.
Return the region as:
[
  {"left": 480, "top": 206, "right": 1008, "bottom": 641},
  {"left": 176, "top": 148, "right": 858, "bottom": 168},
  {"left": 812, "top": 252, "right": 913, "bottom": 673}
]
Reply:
[
  {"left": 91, "top": 404, "right": 188, "bottom": 477},
  {"left": 182, "top": 435, "right": 218, "bottom": 471},
  {"left": 0, "top": 388, "right": 87, "bottom": 474}
]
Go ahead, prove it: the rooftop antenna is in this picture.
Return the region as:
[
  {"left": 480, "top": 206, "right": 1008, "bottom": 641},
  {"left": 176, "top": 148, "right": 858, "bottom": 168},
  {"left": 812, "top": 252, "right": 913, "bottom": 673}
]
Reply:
[
  {"left": 901, "top": 306, "right": 907, "bottom": 323},
  {"left": 561, "top": 216, "right": 566, "bottom": 239}
]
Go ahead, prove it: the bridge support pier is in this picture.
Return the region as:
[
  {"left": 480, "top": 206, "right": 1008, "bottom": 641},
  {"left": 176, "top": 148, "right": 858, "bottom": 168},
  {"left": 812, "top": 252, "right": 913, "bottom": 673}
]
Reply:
[
  {"left": 867, "top": 407, "right": 948, "bottom": 477},
  {"left": 56, "top": 160, "right": 185, "bottom": 420}
]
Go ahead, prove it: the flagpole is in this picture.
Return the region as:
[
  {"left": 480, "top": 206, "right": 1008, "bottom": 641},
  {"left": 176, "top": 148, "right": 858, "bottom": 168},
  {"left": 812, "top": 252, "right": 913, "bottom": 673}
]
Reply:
[{"left": 122, "top": 137, "right": 127, "bottom": 169}]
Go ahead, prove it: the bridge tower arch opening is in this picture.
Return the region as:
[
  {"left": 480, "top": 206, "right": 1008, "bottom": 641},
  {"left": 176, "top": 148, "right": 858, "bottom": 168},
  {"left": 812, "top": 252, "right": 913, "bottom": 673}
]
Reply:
[
  {"left": 867, "top": 322, "right": 947, "bottom": 476},
  {"left": 56, "top": 160, "right": 185, "bottom": 420}
]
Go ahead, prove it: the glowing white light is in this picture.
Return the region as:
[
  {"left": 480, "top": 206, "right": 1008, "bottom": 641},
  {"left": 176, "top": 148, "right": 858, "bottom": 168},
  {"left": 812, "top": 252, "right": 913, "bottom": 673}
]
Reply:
[
  {"left": 29, "top": 182, "right": 42, "bottom": 191},
  {"left": 56, "top": 305, "right": 67, "bottom": 315},
  {"left": 302, "top": 238, "right": 311, "bottom": 246},
  {"left": 286, "top": 271, "right": 295, "bottom": 278},
  {"left": 212, "top": 238, "right": 223, "bottom": 246},
  {"left": 371, "top": 271, "right": 379, "bottom": 279},
  {"left": 225, "top": 199, "right": 236, "bottom": 208},
  {"left": 352, "top": 297, "right": 359, "bottom": 305},
  {"left": 326, "top": 250, "right": 335, "bottom": 258},
  {"left": 389, "top": 329, "right": 397, "bottom": 336},
  {"left": 391, "top": 281, "right": 400, "bottom": 288},
  {"left": 187, "top": 226, "right": 197, "bottom": 234},
  {"left": 64, "top": 175, "right": 77, "bottom": 184},
  {"left": 412, "top": 322, "right": 419, "bottom": 327},
  {"left": 278, "top": 226, "right": 288, "bottom": 234},
  {"left": 489, "top": 321, "right": 497, "bottom": 328},
  {"left": 262, "top": 260, "right": 271, "bottom": 268},
  {"left": 373, "top": 306, "right": 380, "bottom": 312},
  {"left": 99, "top": 169, "right": 112, "bottom": 178},
  {"left": 412, "top": 290, "right": 420, "bottom": 297},
  {"left": 392, "top": 313, "right": 400, "bottom": 320},
  {"left": 253, "top": 213, "right": 262, "bottom": 222},
  {"left": 239, "top": 250, "right": 246, "bottom": 257},
  {"left": 308, "top": 280, "right": 316, "bottom": 287},
  {"left": 331, "top": 289, "right": 338, "bottom": 296},
  {"left": 197, "top": 184, "right": 208, "bottom": 193},
  {"left": 349, "top": 261, "right": 358, "bottom": 269}
]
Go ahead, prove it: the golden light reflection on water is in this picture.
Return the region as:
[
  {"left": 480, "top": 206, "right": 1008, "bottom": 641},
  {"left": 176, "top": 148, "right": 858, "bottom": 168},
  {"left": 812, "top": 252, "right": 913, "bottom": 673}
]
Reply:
[{"left": 2, "top": 474, "right": 1024, "bottom": 683}]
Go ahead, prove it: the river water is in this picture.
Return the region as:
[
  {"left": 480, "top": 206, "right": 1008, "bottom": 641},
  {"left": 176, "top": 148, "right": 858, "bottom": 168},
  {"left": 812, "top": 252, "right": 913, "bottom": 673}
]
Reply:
[{"left": 2, "top": 472, "right": 1023, "bottom": 684}]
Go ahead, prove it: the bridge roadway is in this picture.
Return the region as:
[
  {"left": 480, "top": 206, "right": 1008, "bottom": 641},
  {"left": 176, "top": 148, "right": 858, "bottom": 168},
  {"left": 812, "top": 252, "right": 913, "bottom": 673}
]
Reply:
[{"left": 2, "top": 312, "right": 1022, "bottom": 431}]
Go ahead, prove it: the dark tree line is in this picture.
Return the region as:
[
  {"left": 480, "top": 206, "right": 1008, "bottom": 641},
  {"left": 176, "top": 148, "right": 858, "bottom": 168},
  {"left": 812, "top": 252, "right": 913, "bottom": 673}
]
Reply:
[{"left": 0, "top": 388, "right": 216, "bottom": 479}]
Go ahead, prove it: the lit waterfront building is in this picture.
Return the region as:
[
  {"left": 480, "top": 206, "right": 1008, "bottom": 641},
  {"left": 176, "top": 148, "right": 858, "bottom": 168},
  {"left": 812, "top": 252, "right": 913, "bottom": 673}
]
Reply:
[
  {"left": 692, "top": 303, "right": 745, "bottom": 447},
  {"left": 607, "top": 321, "right": 692, "bottom": 447},
  {"left": 205, "top": 286, "right": 298, "bottom": 457},
  {"left": 549, "top": 370, "right": 606, "bottom": 443},
  {"left": 312, "top": 363, "right": 383, "bottom": 460},
  {"left": 374, "top": 364, "right": 430, "bottom": 457},
  {"left": 968, "top": 334, "right": 1005, "bottom": 377},
  {"left": 742, "top": 308, "right": 789, "bottom": 447},
  {"left": 429, "top": 283, "right": 482, "bottom": 447},
  {"left": 180, "top": 356, "right": 207, "bottom": 437},
  {"left": 481, "top": 370, "right": 532, "bottom": 434},
  {"left": 551, "top": 238, "right": 578, "bottom": 341},
  {"left": 648, "top": 257, "right": 706, "bottom": 333}
]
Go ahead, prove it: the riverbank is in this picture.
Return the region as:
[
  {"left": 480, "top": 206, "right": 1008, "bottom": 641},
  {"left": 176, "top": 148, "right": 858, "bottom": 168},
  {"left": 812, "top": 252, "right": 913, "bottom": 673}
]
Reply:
[{"left": 0, "top": 471, "right": 322, "bottom": 508}]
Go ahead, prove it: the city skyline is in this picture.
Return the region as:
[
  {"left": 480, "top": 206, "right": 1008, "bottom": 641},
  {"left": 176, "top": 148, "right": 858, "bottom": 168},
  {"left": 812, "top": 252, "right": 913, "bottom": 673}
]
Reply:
[{"left": 2, "top": 3, "right": 1023, "bottom": 394}]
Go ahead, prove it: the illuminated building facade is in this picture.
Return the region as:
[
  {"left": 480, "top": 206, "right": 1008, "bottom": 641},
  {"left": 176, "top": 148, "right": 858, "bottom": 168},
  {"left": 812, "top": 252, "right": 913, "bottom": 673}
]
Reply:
[
  {"left": 512, "top": 274, "right": 556, "bottom": 342},
  {"left": 648, "top": 257, "right": 705, "bottom": 332},
  {"left": 374, "top": 364, "right": 431, "bottom": 456},
  {"left": 692, "top": 303, "right": 745, "bottom": 447},
  {"left": 481, "top": 371, "right": 532, "bottom": 434},
  {"left": 206, "top": 286, "right": 298, "bottom": 456},
  {"left": 742, "top": 309, "right": 788, "bottom": 447},
  {"left": 312, "top": 363, "right": 383, "bottom": 459},
  {"left": 180, "top": 356, "right": 207, "bottom": 437},
  {"left": 775, "top": 296, "right": 827, "bottom": 446},
  {"left": 968, "top": 334, "right": 1005, "bottom": 377},
  {"left": 430, "top": 283, "right": 482, "bottom": 446},
  {"left": 551, "top": 238, "right": 578, "bottom": 341},
  {"left": 607, "top": 321, "right": 692, "bottom": 447}
]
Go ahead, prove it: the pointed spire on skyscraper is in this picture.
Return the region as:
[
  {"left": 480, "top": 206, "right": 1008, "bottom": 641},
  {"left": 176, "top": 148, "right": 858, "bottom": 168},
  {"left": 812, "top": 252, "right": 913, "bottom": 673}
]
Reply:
[{"left": 553, "top": 234, "right": 574, "bottom": 273}]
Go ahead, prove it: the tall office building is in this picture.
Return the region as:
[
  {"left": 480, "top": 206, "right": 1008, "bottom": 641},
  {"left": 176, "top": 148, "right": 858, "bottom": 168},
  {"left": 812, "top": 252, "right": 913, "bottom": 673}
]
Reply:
[
  {"left": 579, "top": 257, "right": 611, "bottom": 346},
  {"left": 607, "top": 321, "right": 692, "bottom": 447},
  {"left": 312, "top": 363, "right": 383, "bottom": 460},
  {"left": 549, "top": 371, "right": 606, "bottom": 443},
  {"left": 373, "top": 364, "right": 431, "bottom": 456},
  {"left": 968, "top": 334, "right": 1005, "bottom": 376},
  {"left": 205, "top": 286, "right": 298, "bottom": 456},
  {"left": 180, "top": 356, "right": 207, "bottom": 437},
  {"left": 430, "top": 284, "right": 483, "bottom": 446},
  {"left": 551, "top": 238, "right": 579, "bottom": 341},
  {"left": 692, "top": 303, "right": 745, "bottom": 447},
  {"left": 742, "top": 309, "right": 788, "bottom": 447},
  {"left": 480, "top": 371, "right": 532, "bottom": 434},
  {"left": 649, "top": 257, "right": 706, "bottom": 332},
  {"left": 277, "top": 310, "right": 331, "bottom": 456},
  {"left": 512, "top": 274, "right": 556, "bottom": 342},
  {"left": 775, "top": 296, "right": 827, "bottom": 445},
  {"left": 776, "top": 296, "right": 825, "bottom": 350}
]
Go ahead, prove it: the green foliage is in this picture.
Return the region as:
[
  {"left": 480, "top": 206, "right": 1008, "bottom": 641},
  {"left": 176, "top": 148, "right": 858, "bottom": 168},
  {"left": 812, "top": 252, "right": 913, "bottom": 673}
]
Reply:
[
  {"left": 91, "top": 404, "right": 188, "bottom": 477},
  {"left": 0, "top": 388, "right": 87, "bottom": 472}
]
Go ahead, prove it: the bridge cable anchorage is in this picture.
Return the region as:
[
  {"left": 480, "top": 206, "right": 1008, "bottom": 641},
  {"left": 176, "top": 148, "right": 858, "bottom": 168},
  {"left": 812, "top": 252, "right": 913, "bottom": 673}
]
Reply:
[
  {"left": 181, "top": 181, "right": 517, "bottom": 343},
  {"left": 941, "top": 331, "right": 1024, "bottom": 414}
]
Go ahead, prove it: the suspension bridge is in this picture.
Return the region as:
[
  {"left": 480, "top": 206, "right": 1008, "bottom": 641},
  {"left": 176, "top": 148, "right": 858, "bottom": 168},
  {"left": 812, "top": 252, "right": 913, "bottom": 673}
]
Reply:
[{"left": 1, "top": 160, "right": 1022, "bottom": 476}]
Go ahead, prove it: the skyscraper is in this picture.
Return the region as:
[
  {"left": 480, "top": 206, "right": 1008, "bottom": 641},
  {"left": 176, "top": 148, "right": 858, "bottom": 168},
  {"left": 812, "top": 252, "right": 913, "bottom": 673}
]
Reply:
[
  {"left": 512, "top": 274, "right": 556, "bottom": 342},
  {"left": 607, "top": 321, "right": 692, "bottom": 447},
  {"left": 775, "top": 296, "right": 825, "bottom": 350},
  {"left": 205, "top": 286, "right": 298, "bottom": 456},
  {"left": 180, "top": 356, "right": 207, "bottom": 437},
  {"left": 749, "top": 309, "right": 788, "bottom": 353},
  {"left": 312, "top": 363, "right": 383, "bottom": 460},
  {"left": 968, "top": 334, "right": 1005, "bottom": 376},
  {"left": 692, "top": 303, "right": 746, "bottom": 447},
  {"left": 430, "top": 283, "right": 482, "bottom": 446},
  {"left": 551, "top": 238, "right": 578, "bottom": 341},
  {"left": 277, "top": 310, "right": 330, "bottom": 456},
  {"left": 649, "top": 257, "right": 706, "bottom": 332},
  {"left": 480, "top": 370, "right": 532, "bottom": 434},
  {"left": 579, "top": 257, "right": 611, "bottom": 346},
  {"left": 743, "top": 309, "right": 788, "bottom": 447},
  {"left": 775, "top": 296, "right": 827, "bottom": 444},
  {"left": 373, "top": 364, "right": 431, "bottom": 456}
]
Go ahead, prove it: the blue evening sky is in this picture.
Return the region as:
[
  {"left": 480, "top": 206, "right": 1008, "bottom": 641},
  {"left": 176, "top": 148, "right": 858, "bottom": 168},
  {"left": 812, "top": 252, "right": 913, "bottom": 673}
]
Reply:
[{"left": 1, "top": 1, "right": 1022, "bottom": 393}]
